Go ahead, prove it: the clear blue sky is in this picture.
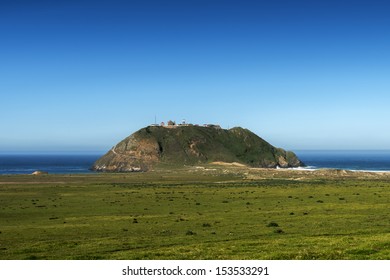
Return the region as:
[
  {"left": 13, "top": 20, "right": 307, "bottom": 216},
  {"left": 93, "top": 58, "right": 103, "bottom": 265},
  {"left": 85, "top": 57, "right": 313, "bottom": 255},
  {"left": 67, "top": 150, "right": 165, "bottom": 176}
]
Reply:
[{"left": 1, "top": 0, "right": 389, "bottom": 153}]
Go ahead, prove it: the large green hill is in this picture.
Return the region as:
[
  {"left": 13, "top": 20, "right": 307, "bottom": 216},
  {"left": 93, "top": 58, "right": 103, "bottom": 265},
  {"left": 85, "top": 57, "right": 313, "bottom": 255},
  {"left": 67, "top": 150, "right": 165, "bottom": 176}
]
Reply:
[{"left": 92, "top": 125, "right": 304, "bottom": 172}]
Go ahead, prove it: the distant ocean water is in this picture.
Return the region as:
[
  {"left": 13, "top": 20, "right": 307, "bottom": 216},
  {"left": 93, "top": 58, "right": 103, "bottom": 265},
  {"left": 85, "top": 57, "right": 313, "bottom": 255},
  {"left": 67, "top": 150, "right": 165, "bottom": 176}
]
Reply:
[
  {"left": 1, "top": 151, "right": 390, "bottom": 175},
  {"left": 295, "top": 150, "right": 390, "bottom": 172},
  {"left": 0, "top": 154, "right": 102, "bottom": 175}
]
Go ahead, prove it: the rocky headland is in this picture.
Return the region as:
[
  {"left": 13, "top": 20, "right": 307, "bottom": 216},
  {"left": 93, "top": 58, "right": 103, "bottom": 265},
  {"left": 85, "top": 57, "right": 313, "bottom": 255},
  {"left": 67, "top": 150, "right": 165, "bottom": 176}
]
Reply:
[{"left": 92, "top": 124, "right": 304, "bottom": 172}]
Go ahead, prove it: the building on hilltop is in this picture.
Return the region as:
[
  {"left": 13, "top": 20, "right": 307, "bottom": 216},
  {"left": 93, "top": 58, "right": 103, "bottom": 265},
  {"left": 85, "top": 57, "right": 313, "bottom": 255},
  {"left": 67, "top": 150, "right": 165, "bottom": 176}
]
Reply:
[
  {"left": 167, "top": 120, "right": 176, "bottom": 126},
  {"left": 153, "top": 119, "right": 221, "bottom": 129},
  {"left": 178, "top": 119, "right": 192, "bottom": 127},
  {"left": 203, "top": 124, "right": 222, "bottom": 129}
]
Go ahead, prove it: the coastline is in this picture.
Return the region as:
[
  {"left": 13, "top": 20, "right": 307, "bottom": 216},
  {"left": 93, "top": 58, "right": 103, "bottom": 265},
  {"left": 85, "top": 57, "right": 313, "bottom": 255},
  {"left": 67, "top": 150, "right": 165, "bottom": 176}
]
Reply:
[
  {"left": 1, "top": 150, "right": 390, "bottom": 175},
  {"left": 289, "top": 166, "right": 390, "bottom": 173}
]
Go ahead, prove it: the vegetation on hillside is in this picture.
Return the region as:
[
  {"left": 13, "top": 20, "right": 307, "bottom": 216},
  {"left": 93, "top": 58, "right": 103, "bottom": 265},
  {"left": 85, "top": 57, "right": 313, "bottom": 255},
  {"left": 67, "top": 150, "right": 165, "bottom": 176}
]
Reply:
[{"left": 92, "top": 126, "right": 303, "bottom": 172}]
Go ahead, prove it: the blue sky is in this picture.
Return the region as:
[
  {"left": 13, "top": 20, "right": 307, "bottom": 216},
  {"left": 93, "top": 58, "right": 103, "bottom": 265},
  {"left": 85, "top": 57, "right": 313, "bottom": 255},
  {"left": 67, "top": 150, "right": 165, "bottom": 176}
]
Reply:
[{"left": 1, "top": 0, "right": 389, "bottom": 153}]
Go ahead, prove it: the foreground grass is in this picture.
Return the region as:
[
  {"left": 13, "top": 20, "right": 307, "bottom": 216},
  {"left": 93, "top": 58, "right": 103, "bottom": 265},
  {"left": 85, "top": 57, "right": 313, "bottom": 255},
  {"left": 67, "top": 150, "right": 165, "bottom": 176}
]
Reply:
[{"left": 0, "top": 166, "right": 389, "bottom": 259}]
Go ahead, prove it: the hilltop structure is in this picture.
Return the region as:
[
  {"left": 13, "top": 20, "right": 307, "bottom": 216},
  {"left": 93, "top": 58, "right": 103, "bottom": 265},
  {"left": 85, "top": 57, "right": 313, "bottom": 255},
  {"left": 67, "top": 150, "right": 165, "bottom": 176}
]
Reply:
[
  {"left": 151, "top": 119, "right": 221, "bottom": 129},
  {"left": 92, "top": 125, "right": 304, "bottom": 172}
]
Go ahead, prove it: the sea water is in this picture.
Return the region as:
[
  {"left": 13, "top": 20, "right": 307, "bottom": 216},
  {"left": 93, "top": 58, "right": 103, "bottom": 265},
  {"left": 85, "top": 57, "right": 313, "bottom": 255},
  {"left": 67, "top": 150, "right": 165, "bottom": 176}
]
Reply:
[
  {"left": 295, "top": 150, "right": 390, "bottom": 172},
  {"left": 1, "top": 151, "right": 390, "bottom": 175},
  {"left": 0, "top": 154, "right": 102, "bottom": 175}
]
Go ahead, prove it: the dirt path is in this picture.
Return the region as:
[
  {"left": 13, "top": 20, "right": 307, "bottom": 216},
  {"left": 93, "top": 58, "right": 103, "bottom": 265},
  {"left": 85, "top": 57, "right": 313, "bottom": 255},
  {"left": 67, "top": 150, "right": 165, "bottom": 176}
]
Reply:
[{"left": 111, "top": 145, "right": 118, "bottom": 155}]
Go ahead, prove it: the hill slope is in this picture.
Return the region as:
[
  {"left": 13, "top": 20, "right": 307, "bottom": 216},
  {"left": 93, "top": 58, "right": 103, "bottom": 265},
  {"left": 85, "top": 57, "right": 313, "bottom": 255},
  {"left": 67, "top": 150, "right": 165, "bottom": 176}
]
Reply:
[{"left": 92, "top": 125, "right": 304, "bottom": 172}]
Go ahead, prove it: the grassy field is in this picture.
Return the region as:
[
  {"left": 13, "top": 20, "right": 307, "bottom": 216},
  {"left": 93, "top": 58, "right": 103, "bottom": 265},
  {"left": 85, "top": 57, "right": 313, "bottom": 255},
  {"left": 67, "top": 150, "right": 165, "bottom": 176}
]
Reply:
[{"left": 0, "top": 165, "right": 389, "bottom": 260}]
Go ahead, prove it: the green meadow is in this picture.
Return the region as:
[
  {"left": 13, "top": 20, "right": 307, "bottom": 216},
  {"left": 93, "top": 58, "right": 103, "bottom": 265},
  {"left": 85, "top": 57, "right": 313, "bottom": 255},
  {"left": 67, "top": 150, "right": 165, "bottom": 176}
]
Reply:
[{"left": 0, "top": 166, "right": 389, "bottom": 260}]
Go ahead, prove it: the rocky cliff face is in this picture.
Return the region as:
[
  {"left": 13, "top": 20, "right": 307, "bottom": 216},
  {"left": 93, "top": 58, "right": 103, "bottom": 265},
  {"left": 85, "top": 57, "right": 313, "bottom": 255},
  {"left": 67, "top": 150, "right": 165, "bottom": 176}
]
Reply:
[{"left": 91, "top": 125, "right": 304, "bottom": 172}]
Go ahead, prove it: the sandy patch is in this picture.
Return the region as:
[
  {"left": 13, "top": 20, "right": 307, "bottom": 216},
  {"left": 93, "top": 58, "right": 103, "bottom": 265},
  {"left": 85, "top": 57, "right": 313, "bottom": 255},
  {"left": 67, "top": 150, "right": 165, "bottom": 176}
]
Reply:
[{"left": 210, "top": 161, "right": 247, "bottom": 167}]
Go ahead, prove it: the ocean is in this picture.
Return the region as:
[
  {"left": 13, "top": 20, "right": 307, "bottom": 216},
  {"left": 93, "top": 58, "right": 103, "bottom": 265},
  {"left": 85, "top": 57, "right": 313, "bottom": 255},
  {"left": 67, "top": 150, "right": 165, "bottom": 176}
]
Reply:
[
  {"left": 295, "top": 150, "right": 390, "bottom": 172},
  {"left": 0, "top": 151, "right": 390, "bottom": 175},
  {"left": 0, "top": 154, "right": 102, "bottom": 175}
]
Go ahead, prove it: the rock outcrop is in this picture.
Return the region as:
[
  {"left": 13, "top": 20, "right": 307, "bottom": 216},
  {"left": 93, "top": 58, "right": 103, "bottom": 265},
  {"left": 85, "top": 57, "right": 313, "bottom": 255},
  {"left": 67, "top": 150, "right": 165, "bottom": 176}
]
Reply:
[
  {"left": 92, "top": 125, "right": 304, "bottom": 172},
  {"left": 31, "top": 170, "right": 48, "bottom": 175}
]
